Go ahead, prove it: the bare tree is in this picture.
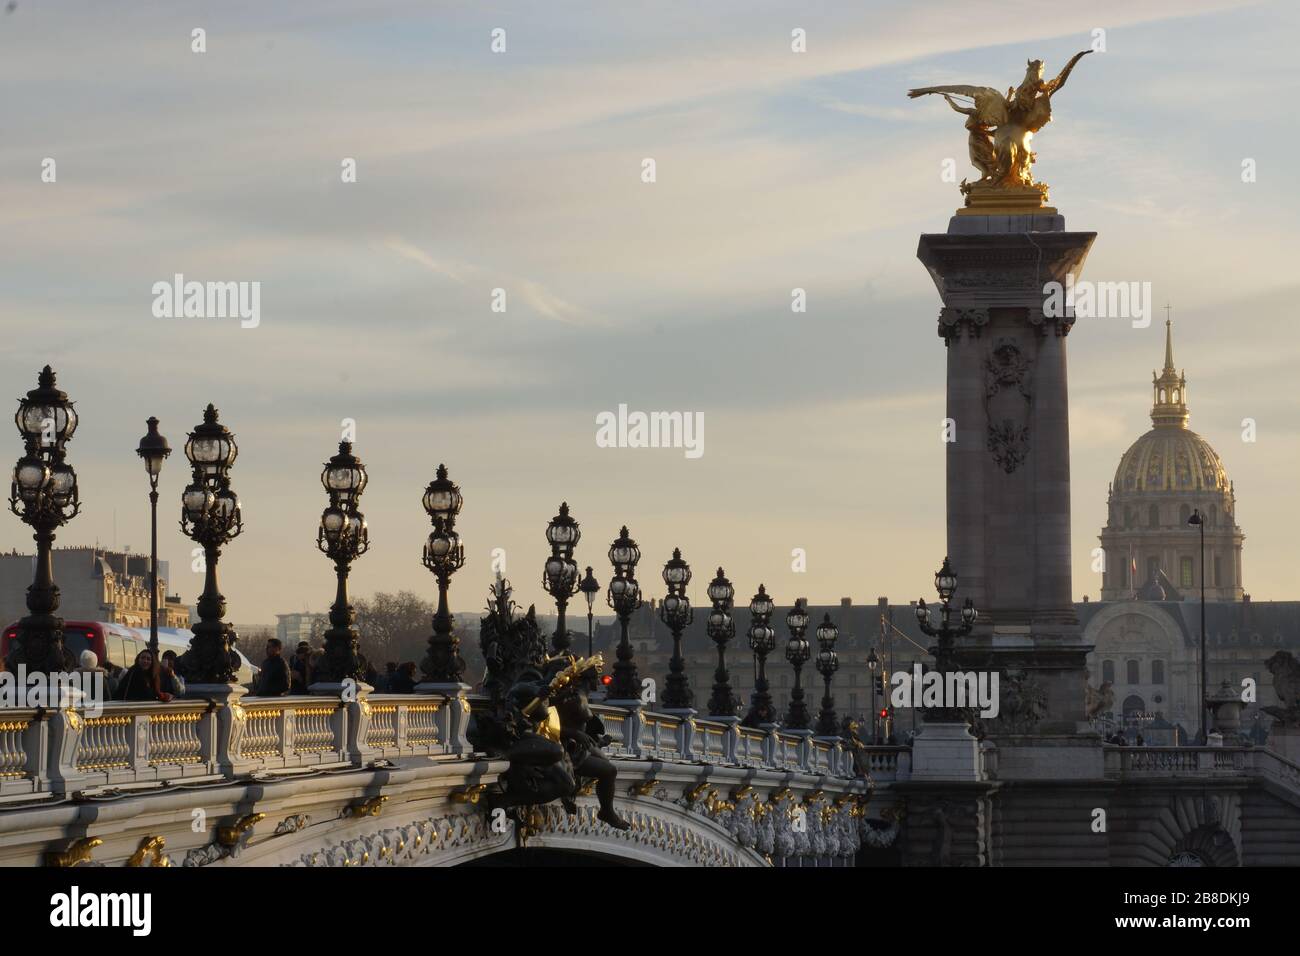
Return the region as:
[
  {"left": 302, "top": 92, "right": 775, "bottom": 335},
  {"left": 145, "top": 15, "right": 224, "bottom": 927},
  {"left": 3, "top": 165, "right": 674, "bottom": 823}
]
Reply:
[{"left": 354, "top": 590, "right": 435, "bottom": 666}]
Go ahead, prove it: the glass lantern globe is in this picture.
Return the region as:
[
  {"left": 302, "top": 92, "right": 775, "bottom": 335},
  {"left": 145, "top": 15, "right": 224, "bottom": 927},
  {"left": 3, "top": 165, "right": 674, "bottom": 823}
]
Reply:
[
  {"left": 323, "top": 442, "right": 367, "bottom": 501},
  {"left": 786, "top": 601, "right": 809, "bottom": 634},
  {"left": 545, "top": 502, "right": 580, "bottom": 550},
  {"left": 182, "top": 484, "right": 213, "bottom": 521},
  {"left": 321, "top": 506, "right": 346, "bottom": 542},
  {"left": 750, "top": 585, "right": 774, "bottom": 619},
  {"left": 707, "top": 569, "right": 734, "bottom": 607},
  {"left": 47, "top": 460, "right": 76, "bottom": 508},
  {"left": 14, "top": 456, "right": 48, "bottom": 502},
  {"left": 608, "top": 526, "right": 640, "bottom": 571},
  {"left": 422, "top": 464, "right": 463, "bottom": 523}
]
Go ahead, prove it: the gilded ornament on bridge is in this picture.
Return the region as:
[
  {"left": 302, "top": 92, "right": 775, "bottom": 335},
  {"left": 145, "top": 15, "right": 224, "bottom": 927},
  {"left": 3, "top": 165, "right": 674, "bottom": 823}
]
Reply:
[{"left": 908, "top": 51, "right": 1091, "bottom": 213}]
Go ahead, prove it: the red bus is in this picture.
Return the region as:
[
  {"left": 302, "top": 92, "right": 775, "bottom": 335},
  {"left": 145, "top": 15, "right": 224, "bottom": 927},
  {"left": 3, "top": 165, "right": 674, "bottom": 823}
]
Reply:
[{"left": 2, "top": 621, "right": 257, "bottom": 684}]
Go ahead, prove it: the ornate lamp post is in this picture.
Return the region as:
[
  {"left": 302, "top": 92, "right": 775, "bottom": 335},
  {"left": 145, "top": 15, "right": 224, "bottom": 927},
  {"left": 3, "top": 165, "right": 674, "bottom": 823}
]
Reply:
[
  {"left": 705, "top": 567, "right": 740, "bottom": 718},
  {"left": 178, "top": 405, "right": 243, "bottom": 685},
  {"left": 579, "top": 566, "right": 600, "bottom": 657},
  {"left": 606, "top": 526, "right": 643, "bottom": 701},
  {"left": 7, "top": 366, "right": 80, "bottom": 673},
  {"left": 542, "top": 502, "right": 581, "bottom": 655},
  {"left": 814, "top": 613, "right": 840, "bottom": 736},
  {"left": 742, "top": 584, "right": 776, "bottom": 726},
  {"left": 420, "top": 464, "right": 465, "bottom": 685},
  {"left": 783, "top": 599, "right": 812, "bottom": 730},
  {"left": 659, "top": 548, "right": 694, "bottom": 710},
  {"left": 914, "top": 555, "right": 977, "bottom": 722},
  {"left": 314, "top": 442, "right": 370, "bottom": 684},
  {"left": 135, "top": 417, "right": 171, "bottom": 658},
  {"left": 867, "top": 647, "right": 880, "bottom": 742},
  {"left": 1188, "top": 508, "right": 1207, "bottom": 744}
]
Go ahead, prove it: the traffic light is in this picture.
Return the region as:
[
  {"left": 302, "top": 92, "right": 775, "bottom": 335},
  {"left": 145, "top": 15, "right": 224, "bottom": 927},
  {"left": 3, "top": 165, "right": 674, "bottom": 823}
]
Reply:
[{"left": 874, "top": 674, "right": 885, "bottom": 696}]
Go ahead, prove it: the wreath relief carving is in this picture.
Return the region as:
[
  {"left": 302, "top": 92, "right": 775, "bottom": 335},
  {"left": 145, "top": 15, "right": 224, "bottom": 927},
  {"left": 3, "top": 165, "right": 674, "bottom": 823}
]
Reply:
[{"left": 984, "top": 337, "right": 1032, "bottom": 474}]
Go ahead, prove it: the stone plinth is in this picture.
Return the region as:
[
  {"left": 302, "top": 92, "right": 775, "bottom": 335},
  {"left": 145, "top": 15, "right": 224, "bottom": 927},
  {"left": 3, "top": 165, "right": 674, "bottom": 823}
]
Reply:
[
  {"left": 917, "top": 214, "right": 1097, "bottom": 733},
  {"left": 911, "top": 721, "right": 984, "bottom": 781}
]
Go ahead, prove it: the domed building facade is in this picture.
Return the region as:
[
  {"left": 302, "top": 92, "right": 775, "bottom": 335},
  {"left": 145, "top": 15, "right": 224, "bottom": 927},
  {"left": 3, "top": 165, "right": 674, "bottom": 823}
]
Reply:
[{"left": 1099, "top": 321, "right": 1243, "bottom": 602}]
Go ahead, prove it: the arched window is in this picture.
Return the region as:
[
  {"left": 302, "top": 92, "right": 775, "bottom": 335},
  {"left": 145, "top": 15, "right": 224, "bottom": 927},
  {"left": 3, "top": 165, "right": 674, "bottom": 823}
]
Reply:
[
  {"left": 1152, "top": 659, "right": 1165, "bottom": 684},
  {"left": 1122, "top": 694, "right": 1146, "bottom": 716},
  {"left": 1126, "top": 659, "right": 1140, "bottom": 684},
  {"left": 1102, "top": 660, "right": 1115, "bottom": 684},
  {"left": 1181, "top": 556, "right": 1194, "bottom": 589},
  {"left": 1149, "top": 505, "right": 1160, "bottom": 528}
]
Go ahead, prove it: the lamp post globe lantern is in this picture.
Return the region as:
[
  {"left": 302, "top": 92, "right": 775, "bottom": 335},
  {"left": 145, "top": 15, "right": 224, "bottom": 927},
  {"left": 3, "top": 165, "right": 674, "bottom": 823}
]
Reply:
[
  {"left": 705, "top": 567, "right": 740, "bottom": 718},
  {"left": 542, "top": 502, "right": 582, "bottom": 654},
  {"left": 606, "top": 526, "right": 643, "bottom": 701},
  {"left": 176, "top": 404, "right": 244, "bottom": 686},
  {"left": 659, "top": 548, "right": 695, "bottom": 711},
  {"left": 579, "top": 565, "right": 600, "bottom": 657},
  {"left": 315, "top": 441, "right": 371, "bottom": 685},
  {"left": 915, "top": 555, "right": 977, "bottom": 723},
  {"left": 135, "top": 417, "right": 171, "bottom": 657},
  {"left": 814, "top": 613, "right": 841, "bottom": 736},
  {"left": 783, "top": 599, "right": 812, "bottom": 730},
  {"left": 742, "top": 584, "right": 778, "bottom": 727},
  {"left": 420, "top": 464, "right": 466, "bottom": 686},
  {"left": 7, "top": 367, "right": 82, "bottom": 674}
]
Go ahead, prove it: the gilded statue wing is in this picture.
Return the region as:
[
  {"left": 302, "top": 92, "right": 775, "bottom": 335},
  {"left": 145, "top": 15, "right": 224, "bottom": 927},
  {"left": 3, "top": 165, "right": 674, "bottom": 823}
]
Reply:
[
  {"left": 1043, "top": 50, "right": 1092, "bottom": 95},
  {"left": 907, "top": 84, "right": 1008, "bottom": 125}
]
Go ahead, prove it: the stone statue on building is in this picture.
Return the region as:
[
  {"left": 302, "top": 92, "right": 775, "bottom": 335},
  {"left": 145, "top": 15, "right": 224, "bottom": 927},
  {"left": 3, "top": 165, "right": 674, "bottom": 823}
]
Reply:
[
  {"left": 1085, "top": 677, "right": 1115, "bottom": 720},
  {"left": 1263, "top": 651, "right": 1300, "bottom": 726}
]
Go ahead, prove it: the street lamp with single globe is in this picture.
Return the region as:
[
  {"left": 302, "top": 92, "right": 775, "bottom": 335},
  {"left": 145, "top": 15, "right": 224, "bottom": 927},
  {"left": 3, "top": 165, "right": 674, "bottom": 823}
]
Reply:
[
  {"left": 579, "top": 565, "right": 600, "bottom": 657},
  {"left": 705, "top": 567, "right": 740, "bottom": 718},
  {"left": 135, "top": 417, "right": 171, "bottom": 658},
  {"left": 659, "top": 548, "right": 694, "bottom": 710},
  {"left": 1188, "top": 507, "right": 1207, "bottom": 744},
  {"left": 420, "top": 464, "right": 466, "bottom": 685},
  {"left": 177, "top": 405, "right": 243, "bottom": 685},
  {"left": 7, "top": 366, "right": 81, "bottom": 673},
  {"left": 314, "top": 441, "right": 370, "bottom": 684},
  {"left": 867, "top": 647, "right": 880, "bottom": 741},
  {"left": 814, "top": 612, "right": 840, "bottom": 736}
]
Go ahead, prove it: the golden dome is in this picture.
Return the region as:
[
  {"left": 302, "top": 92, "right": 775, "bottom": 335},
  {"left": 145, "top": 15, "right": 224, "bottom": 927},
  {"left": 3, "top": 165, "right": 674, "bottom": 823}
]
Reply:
[
  {"left": 1111, "top": 318, "right": 1231, "bottom": 499},
  {"left": 1113, "top": 426, "right": 1229, "bottom": 496}
]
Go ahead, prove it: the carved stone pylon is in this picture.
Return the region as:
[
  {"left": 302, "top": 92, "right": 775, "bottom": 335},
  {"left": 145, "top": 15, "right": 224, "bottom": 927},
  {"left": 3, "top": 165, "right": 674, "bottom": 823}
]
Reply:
[{"left": 917, "top": 215, "right": 1097, "bottom": 733}]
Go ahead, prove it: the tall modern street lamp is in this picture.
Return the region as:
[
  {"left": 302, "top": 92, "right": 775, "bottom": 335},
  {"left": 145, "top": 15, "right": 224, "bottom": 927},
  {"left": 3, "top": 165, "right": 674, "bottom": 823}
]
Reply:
[
  {"left": 315, "top": 442, "right": 370, "bottom": 684},
  {"left": 814, "top": 612, "right": 840, "bottom": 736},
  {"left": 659, "top": 548, "right": 694, "bottom": 710},
  {"left": 542, "top": 502, "right": 581, "bottom": 655},
  {"left": 1188, "top": 508, "right": 1207, "bottom": 744},
  {"left": 783, "top": 598, "right": 812, "bottom": 730},
  {"left": 606, "top": 526, "right": 643, "bottom": 701},
  {"left": 135, "top": 417, "right": 171, "bottom": 658},
  {"left": 867, "top": 647, "right": 880, "bottom": 742},
  {"left": 579, "top": 565, "right": 600, "bottom": 657},
  {"left": 741, "top": 584, "right": 776, "bottom": 726},
  {"left": 914, "top": 556, "right": 977, "bottom": 722},
  {"left": 7, "top": 366, "right": 80, "bottom": 674},
  {"left": 705, "top": 567, "right": 740, "bottom": 718},
  {"left": 178, "top": 405, "right": 243, "bottom": 685},
  {"left": 420, "top": 464, "right": 465, "bottom": 685}
]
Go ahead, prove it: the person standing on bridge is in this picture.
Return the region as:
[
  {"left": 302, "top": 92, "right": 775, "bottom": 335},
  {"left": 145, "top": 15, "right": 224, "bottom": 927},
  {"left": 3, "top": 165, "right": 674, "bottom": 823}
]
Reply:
[{"left": 257, "top": 639, "right": 291, "bottom": 696}]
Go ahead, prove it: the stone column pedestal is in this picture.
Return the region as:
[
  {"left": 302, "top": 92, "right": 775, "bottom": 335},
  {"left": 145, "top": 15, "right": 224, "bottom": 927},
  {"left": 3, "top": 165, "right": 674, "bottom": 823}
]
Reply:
[
  {"left": 917, "top": 214, "right": 1097, "bottom": 733},
  {"left": 911, "top": 721, "right": 985, "bottom": 781}
]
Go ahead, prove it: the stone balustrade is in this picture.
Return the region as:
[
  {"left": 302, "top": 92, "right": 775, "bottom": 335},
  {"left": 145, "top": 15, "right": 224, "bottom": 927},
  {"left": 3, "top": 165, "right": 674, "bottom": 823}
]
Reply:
[
  {"left": 0, "top": 689, "right": 469, "bottom": 799},
  {"left": 0, "top": 689, "right": 900, "bottom": 801}
]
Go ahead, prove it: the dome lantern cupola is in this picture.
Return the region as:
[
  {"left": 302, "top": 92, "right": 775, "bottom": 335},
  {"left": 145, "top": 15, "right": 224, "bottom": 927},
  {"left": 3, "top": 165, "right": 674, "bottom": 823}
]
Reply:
[{"left": 1151, "top": 318, "right": 1189, "bottom": 429}]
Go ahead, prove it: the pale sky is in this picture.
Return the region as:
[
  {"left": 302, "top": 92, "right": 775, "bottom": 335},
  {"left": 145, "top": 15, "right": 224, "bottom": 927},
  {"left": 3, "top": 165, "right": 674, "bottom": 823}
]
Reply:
[{"left": 1, "top": 0, "right": 1296, "bottom": 624}]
